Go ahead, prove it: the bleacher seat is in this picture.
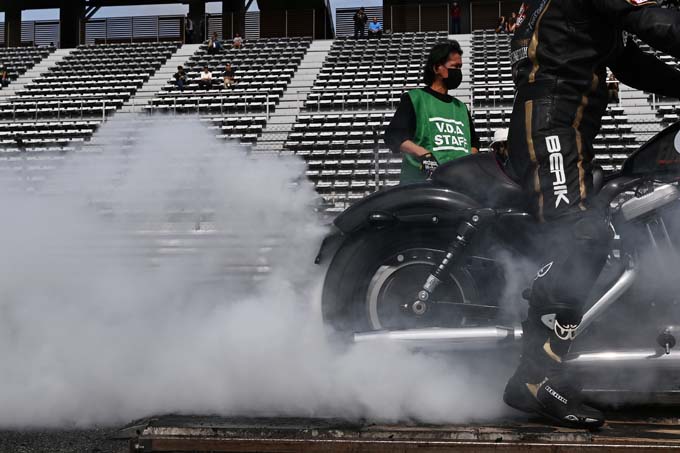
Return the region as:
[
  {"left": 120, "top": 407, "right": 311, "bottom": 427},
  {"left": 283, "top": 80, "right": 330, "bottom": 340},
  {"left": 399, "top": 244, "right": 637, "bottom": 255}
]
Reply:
[
  {"left": 0, "top": 46, "right": 55, "bottom": 89},
  {"left": 1, "top": 42, "right": 178, "bottom": 120},
  {"left": 0, "top": 43, "right": 179, "bottom": 159},
  {"left": 146, "top": 37, "right": 310, "bottom": 144}
]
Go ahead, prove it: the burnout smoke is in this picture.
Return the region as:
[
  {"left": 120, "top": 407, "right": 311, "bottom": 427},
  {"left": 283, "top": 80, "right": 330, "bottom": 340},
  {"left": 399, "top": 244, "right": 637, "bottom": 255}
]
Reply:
[{"left": 0, "top": 116, "right": 510, "bottom": 428}]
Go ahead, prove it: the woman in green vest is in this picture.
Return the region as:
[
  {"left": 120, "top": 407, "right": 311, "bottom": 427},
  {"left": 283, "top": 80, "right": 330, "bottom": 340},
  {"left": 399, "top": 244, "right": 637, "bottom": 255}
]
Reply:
[{"left": 385, "top": 41, "right": 480, "bottom": 183}]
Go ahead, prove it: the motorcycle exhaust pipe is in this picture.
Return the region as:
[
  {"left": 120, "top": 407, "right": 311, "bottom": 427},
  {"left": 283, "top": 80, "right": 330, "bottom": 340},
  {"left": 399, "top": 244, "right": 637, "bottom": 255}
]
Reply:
[
  {"left": 353, "top": 326, "right": 522, "bottom": 350},
  {"left": 566, "top": 349, "right": 680, "bottom": 369}
]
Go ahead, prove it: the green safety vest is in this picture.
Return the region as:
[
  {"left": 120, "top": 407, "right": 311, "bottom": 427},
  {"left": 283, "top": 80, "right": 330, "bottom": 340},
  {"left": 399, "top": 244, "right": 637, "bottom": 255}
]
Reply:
[{"left": 400, "top": 88, "right": 473, "bottom": 183}]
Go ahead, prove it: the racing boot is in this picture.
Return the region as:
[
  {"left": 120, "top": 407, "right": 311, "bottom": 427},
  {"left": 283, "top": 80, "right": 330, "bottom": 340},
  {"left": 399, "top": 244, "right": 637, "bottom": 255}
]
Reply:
[{"left": 503, "top": 310, "right": 605, "bottom": 429}]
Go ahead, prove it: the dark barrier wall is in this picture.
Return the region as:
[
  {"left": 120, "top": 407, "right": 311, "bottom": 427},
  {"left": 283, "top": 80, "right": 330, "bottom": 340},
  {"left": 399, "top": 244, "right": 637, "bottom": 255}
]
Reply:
[
  {"left": 384, "top": 0, "right": 524, "bottom": 34},
  {"left": 257, "top": 0, "right": 333, "bottom": 38},
  {"left": 384, "top": 1, "right": 449, "bottom": 33}
]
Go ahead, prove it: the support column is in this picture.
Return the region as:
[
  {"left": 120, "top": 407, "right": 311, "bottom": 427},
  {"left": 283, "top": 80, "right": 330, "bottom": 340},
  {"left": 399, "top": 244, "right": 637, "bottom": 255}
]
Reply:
[
  {"left": 60, "top": 0, "right": 85, "bottom": 48},
  {"left": 383, "top": 0, "right": 393, "bottom": 33},
  {"left": 222, "top": 0, "right": 245, "bottom": 40},
  {"left": 188, "top": 0, "right": 206, "bottom": 43},
  {"left": 4, "top": 4, "right": 22, "bottom": 47}
]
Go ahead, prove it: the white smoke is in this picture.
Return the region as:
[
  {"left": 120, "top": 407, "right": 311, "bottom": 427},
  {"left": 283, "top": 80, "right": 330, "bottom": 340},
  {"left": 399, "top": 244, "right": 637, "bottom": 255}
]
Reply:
[{"left": 0, "top": 116, "right": 513, "bottom": 428}]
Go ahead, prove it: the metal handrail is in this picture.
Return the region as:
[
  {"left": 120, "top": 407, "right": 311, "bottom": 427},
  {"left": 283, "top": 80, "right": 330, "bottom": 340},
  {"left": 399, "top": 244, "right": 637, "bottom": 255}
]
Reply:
[
  {"left": 0, "top": 95, "right": 118, "bottom": 121},
  {"left": 308, "top": 85, "right": 422, "bottom": 93},
  {"left": 152, "top": 92, "right": 272, "bottom": 117}
]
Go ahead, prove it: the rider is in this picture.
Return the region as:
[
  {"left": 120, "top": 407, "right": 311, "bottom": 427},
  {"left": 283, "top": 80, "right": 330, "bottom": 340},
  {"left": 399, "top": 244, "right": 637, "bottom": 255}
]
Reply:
[
  {"left": 385, "top": 41, "right": 480, "bottom": 183},
  {"left": 503, "top": 0, "right": 680, "bottom": 428}
]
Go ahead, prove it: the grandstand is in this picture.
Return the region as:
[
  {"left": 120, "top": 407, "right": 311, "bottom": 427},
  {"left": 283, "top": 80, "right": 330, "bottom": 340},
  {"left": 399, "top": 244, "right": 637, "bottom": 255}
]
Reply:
[{"left": 0, "top": 12, "right": 677, "bottom": 210}]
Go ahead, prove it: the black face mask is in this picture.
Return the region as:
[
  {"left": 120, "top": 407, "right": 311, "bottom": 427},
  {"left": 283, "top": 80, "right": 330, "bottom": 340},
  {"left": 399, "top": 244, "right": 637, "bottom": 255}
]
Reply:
[{"left": 444, "top": 68, "right": 463, "bottom": 90}]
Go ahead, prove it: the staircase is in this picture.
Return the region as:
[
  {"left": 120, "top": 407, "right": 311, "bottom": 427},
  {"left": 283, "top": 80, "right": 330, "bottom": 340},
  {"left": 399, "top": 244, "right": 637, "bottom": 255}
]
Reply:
[
  {"left": 254, "top": 39, "right": 334, "bottom": 153},
  {"left": 120, "top": 44, "right": 202, "bottom": 114}
]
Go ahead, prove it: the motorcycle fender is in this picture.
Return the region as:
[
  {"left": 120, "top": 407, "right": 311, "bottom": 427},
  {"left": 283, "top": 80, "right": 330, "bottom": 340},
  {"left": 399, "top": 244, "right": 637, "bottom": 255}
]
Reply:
[
  {"left": 333, "top": 183, "right": 479, "bottom": 234},
  {"left": 314, "top": 225, "right": 344, "bottom": 265}
]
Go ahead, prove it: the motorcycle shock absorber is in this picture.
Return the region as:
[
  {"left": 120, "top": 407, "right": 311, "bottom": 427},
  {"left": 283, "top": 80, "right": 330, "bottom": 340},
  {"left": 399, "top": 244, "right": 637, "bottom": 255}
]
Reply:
[{"left": 412, "top": 209, "right": 496, "bottom": 313}]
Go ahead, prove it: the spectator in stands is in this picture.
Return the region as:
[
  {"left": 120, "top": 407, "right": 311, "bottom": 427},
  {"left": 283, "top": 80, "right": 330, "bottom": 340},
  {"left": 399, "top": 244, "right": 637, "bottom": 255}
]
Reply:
[
  {"left": 208, "top": 32, "right": 223, "bottom": 55},
  {"left": 223, "top": 63, "right": 236, "bottom": 88},
  {"left": 173, "top": 65, "right": 187, "bottom": 92},
  {"left": 495, "top": 16, "right": 507, "bottom": 33},
  {"left": 198, "top": 65, "right": 213, "bottom": 91},
  {"left": 385, "top": 41, "right": 480, "bottom": 183},
  {"left": 368, "top": 17, "right": 383, "bottom": 39},
  {"left": 15, "top": 136, "right": 25, "bottom": 152},
  {"left": 607, "top": 72, "right": 620, "bottom": 104},
  {"left": 450, "top": 2, "right": 462, "bottom": 34},
  {"left": 185, "top": 15, "right": 195, "bottom": 44},
  {"left": 507, "top": 12, "right": 518, "bottom": 33},
  {"left": 233, "top": 33, "right": 243, "bottom": 49},
  {"left": 490, "top": 127, "right": 509, "bottom": 164},
  {"left": 0, "top": 66, "right": 8, "bottom": 88},
  {"left": 353, "top": 7, "right": 368, "bottom": 39}
]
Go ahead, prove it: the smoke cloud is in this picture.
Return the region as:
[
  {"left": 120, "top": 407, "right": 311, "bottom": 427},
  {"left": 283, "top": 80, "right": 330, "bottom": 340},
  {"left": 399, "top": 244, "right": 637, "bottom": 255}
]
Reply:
[{"left": 0, "top": 116, "right": 513, "bottom": 428}]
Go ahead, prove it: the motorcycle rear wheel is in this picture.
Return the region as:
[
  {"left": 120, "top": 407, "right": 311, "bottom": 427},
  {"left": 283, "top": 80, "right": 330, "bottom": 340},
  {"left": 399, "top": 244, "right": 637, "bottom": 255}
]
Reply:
[{"left": 321, "top": 226, "right": 493, "bottom": 338}]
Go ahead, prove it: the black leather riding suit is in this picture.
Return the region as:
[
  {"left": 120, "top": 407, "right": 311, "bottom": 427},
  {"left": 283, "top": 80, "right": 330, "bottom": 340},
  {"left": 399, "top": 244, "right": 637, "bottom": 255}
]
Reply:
[{"left": 507, "top": 0, "right": 680, "bottom": 359}]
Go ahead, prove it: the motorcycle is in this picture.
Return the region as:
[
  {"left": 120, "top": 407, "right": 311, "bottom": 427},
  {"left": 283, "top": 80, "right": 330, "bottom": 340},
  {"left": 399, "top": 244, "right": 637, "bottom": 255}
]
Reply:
[{"left": 316, "top": 122, "right": 680, "bottom": 392}]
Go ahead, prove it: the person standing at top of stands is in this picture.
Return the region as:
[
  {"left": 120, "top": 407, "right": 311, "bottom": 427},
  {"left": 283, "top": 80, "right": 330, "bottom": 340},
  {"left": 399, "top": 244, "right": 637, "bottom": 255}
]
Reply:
[
  {"left": 368, "top": 17, "right": 382, "bottom": 38},
  {"left": 385, "top": 41, "right": 480, "bottom": 183},
  {"left": 450, "top": 2, "right": 462, "bottom": 34},
  {"left": 233, "top": 33, "right": 243, "bottom": 49},
  {"left": 507, "top": 12, "right": 518, "bottom": 33},
  {"left": 174, "top": 65, "right": 187, "bottom": 92},
  {"left": 185, "top": 15, "right": 194, "bottom": 44},
  {"left": 223, "top": 63, "right": 236, "bottom": 88},
  {"left": 198, "top": 66, "right": 213, "bottom": 91},
  {"left": 353, "top": 7, "right": 368, "bottom": 39}
]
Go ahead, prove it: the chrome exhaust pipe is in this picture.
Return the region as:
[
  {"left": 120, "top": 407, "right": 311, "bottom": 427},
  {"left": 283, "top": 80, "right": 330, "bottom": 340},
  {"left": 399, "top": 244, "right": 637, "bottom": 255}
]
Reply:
[
  {"left": 566, "top": 349, "right": 680, "bottom": 369},
  {"left": 353, "top": 326, "right": 522, "bottom": 350}
]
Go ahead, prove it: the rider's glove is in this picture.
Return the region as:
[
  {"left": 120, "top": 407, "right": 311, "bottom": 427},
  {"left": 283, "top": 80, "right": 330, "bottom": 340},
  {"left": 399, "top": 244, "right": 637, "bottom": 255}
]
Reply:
[{"left": 418, "top": 153, "right": 439, "bottom": 179}]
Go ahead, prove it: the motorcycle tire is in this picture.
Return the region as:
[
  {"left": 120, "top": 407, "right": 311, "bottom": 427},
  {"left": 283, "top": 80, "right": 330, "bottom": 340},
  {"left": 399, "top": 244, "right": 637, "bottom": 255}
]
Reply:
[{"left": 321, "top": 225, "right": 479, "bottom": 340}]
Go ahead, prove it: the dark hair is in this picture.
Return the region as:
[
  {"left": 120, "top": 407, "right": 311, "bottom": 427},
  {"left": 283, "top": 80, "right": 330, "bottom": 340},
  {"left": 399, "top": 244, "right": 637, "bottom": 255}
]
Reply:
[{"left": 423, "top": 40, "right": 463, "bottom": 85}]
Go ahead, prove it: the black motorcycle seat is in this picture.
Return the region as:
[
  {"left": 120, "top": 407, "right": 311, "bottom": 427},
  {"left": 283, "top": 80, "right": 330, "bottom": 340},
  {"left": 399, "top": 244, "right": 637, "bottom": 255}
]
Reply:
[{"left": 432, "top": 153, "right": 528, "bottom": 209}]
